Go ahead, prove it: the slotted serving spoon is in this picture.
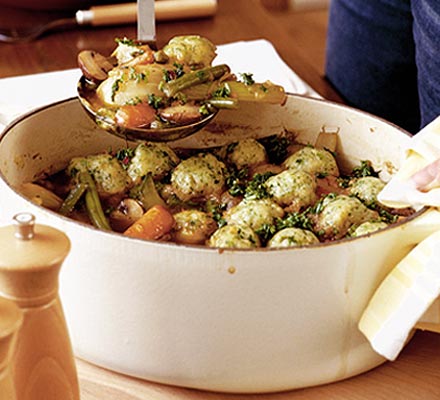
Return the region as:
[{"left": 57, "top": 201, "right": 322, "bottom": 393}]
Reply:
[{"left": 77, "top": 0, "right": 218, "bottom": 142}]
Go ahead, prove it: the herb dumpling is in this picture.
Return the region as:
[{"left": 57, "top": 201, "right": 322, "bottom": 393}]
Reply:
[
  {"left": 264, "top": 169, "right": 318, "bottom": 211},
  {"left": 208, "top": 224, "right": 260, "bottom": 249},
  {"left": 225, "top": 139, "right": 268, "bottom": 169},
  {"left": 313, "top": 195, "right": 378, "bottom": 240},
  {"left": 225, "top": 198, "right": 284, "bottom": 231},
  {"left": 172, "top": 210, "right": 217, "bottom": 245},
  {"left": 171, "top": 153, "right": 226, "bottom": 202},
  {"left": 127, "top": 142, "right": 180, "bottom": 184},
  {"left": 349, "top": 176, "right": 386, "bottom": 206},
  {"left": 162, "top": 35, "right": 217, "bottom": 68},
  {"left": 284, "top": 146, "right": 339, "bottom": 177},
  {"left": 67, "top": 154, "right": 130, "bottom": 196},
  {"left": 268, "top": 227, "right": 319, "bottom": 248}
]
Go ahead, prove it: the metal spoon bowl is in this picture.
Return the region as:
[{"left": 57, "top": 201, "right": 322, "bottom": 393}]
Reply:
[
  {"left": 76, "top": 0, "right": 218, "bottom": 142},
  {"left": 77, "top": 75, "right": 218, "bottom": 142}
]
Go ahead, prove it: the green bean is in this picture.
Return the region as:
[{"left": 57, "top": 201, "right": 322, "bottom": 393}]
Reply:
[
  {"left": 78, "top": 171, "right": 111, "bottom": 231},
  {"left": 130, "top": 173, "right": 166, "bottom": 211},
  {"left": 161, "top": 64, "right": 230, "bottom": 98},
  {"left": 230, "top": 81, "right": 287, "bottom": 104},
  {"left": 206, "top": 98, "right": 239, "bottom": 109},
  {"left": 59, "top": 183, "right": 88, "bottom": 215},
  {"left": 183, "top": 80, "right": 287, "bottom": 105}
]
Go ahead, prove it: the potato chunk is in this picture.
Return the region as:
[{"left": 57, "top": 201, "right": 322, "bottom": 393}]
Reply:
[
  {"left": 173, "top": 210, "right": 217, "bottom": 245},
  {"left": 97, "top": 63, "right": 164, "bottom": 106}
]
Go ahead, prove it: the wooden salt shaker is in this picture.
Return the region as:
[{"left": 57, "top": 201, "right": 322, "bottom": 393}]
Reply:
[
  {"left": 0, "top": 297, "right": 23, "bottom": 400},
  {"left": 0, "top": 213, "right": 80, "bottom": 400}
]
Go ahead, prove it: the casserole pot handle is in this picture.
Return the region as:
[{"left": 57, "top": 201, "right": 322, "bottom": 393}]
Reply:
[{"left": 359, "top": 207, "right": 440, "bottom": 361}]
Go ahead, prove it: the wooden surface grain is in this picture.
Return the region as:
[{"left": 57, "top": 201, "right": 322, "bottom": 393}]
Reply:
[{"left": 1, "top": 1, "right": 439, "bottom": 398}]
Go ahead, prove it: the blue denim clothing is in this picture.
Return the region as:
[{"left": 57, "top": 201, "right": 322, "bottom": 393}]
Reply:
[{"left": 325, "top": 0, "right": 440, "bottom": 133}]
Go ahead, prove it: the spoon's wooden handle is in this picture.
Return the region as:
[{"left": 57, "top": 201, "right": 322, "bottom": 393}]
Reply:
[{"left": 83, "top": 0, "right": 218, "bottom": 26}]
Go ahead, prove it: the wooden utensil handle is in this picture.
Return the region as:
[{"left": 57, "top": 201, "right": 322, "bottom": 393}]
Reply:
[{"left": 85, "top": 0, "right": 218, "bottom": 26}]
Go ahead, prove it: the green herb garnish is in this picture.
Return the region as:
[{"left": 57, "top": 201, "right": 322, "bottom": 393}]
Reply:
[
  {"left": 244, "top": 172, "right": 274, "bottom": 200},
  {"left": 239, "top": 72, "right": 255, "bottom": 86},
  {"left": 148, "top": 94, "right": 164, "bottom": 110}
]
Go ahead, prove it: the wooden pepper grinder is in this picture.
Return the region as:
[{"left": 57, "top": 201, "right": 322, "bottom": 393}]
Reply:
[
  {"left": 0, "top": 297, "right": 23, "bottom": 400},
  {"left": 0, "top": 213, "right": 80, "bottom": 400}
]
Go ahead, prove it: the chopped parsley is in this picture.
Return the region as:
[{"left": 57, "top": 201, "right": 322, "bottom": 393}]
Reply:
[
  {"left": 115, "top": 37, "right": 137, "bottom": 46},
  {"left": 206, "top": 200, "right": 227, "bottom": 228},
  {"left": 339, "top": 160, "right": 380, "bottom": 188},
  {"left": 163, "top": 63, "right": 185, "bottom": 83},
  {"left": 125, "top": 97, "right": 142, "bottom": 106},
  {"left": 244, "top": 172, "right": 274, "bottom": 200},
  {"left": 115, "top": 148, "right": 135, "bottom": 168},
  {"left": 259, "top": 135, "right": 291, "bottom": 164},
  {"left": 163, "top": 62, "right": 185, "bottom": 82},
  {"left": 255, "top": 208, "right": 314, "bottom": 244},
  {"left": 378, "top": 208, "right": 398, "bottom": 224},
  {"left": 310, "top": 193, "right": 337, "bottom": 214},
  {"left": 226, "top": 167, "right": 248, "bottom": 197},
  {"left": 351, "top": 160, "right": 379, "bottom": 178},
  {"left": 199, "top": 104, "right": 212, "bottom": 116},
  {"left": 255, "top": 223, "right": 278, "bottom": 244},
  {"left": 129, "top": 67, "right": 146, "bottom": 83},
  {"left": 148, "top": 94, "right": 164, "bottom": 110},
  {"left": 111, "top": 78, "right": 123, "bottom": 101},
  {"left": 277, "top": 209, "right": 314, "bottom": 231},
  {"left": 239, "top": 72, "right": 255, "bottom": 86},
  {"left": 213, "top": 83, "right": 232, "bottom": 98},
  {"left": 173, "top": 62, "right": 185, "bottom": 78}
]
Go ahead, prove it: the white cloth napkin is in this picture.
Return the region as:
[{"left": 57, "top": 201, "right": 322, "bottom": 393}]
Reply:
[{"left": 0, "top": 39, "right": 319, "bottom": 132}]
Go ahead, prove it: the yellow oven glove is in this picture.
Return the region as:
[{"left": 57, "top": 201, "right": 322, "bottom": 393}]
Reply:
[{"left": 359, "top": 116, "right": 440, "bottom": 360}]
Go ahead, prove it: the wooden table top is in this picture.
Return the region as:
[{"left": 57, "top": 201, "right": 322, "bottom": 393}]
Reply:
[{"left": 1, "top": 1, "right": 439, "bottom": 398}]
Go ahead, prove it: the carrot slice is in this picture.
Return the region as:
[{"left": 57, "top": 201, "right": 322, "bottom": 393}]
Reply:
[
  {"left": 123, "top": 204, "right": 175, "bottom": 241},
  {"left": 115, "top": 103, "right": 157, "bottom": 129}
]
